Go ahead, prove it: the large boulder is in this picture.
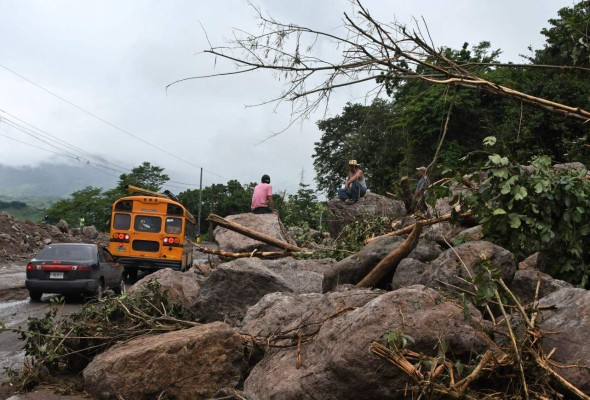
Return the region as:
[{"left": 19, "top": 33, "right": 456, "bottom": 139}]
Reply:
[
  {"left": 81, "top": 225, "right": 99, "bottom": 240},
  {"left": 193, "top": 259, "right": 294, "bottom": 325},
  {"left": 57, "top": 219, "right": 69, "bottom": 234},
  {"left": 508, "top": 269, "right": 572, "bottom": 305},
  {"left": 242, "top": 288, "right": 381, "bottom": 337},
  {"left": 128, "top": 268, "right": 201, "bottom": 310},
  {"left": 212, "top": 213, "right": 296, "bottom": 253},
  {"left": 326, "top": 192, "right": 405, "bottom": 238},
  {"left": 83, "top": 322, "right": 244, "bottom": 400},
  {"left": 392, "top": 241, "right": 516, "bottom": 295},
  {"left": 537, "top": 288, "right": 590, "bottom": 395},
  {"left": 255, "top": 257, "right": 336, "bottom": 294},
  {"left": 323, "top": 236, "right": 441, "bottom": 291},
  {"left": 244, "top": 285, "right": 488, "bottom": 400}
]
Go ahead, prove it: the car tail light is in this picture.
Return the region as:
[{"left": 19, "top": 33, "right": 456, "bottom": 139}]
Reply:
[
  {"left": 71, "top": 265, "right": 92, "bottom": 271},
  {"left": 26, "top": 263, "right": 40, "bottom": 271}
]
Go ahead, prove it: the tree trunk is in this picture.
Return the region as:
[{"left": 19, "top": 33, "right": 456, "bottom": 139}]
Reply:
[
  {"left": 207, "top": 214, "right": 304, "bottom": 252},
  {"left": 195, "top": 245, "right": 291, "bottom": 259},
  {"left": 356, "top": 223, "right": 422, "bottom": 288}
]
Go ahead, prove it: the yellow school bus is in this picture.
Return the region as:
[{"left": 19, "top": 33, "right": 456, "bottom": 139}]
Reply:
[{"left": 109, "top": 186, "right": 195, "bottom": 280}]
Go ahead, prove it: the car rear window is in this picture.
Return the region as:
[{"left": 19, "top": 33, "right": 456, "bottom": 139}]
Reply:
[{"left": 36, "top": 245, "right": 96, "bottom": 261}]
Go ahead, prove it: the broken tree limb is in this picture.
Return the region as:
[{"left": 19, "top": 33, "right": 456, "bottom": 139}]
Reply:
[
  {"left": 194, "top": 245, "right": 291, "bottom": 259},
  {"left": 356, "top": 222, "right": 422, "bottom": 287},
  {"left": 366, "top": 210, "right": 472, "bottom": 244},
  {"left": 400, "top": 176, "right": 413, "bottom": 212},
  {"left": 207, "top": 213, "right": 304, "bottom": 252}
]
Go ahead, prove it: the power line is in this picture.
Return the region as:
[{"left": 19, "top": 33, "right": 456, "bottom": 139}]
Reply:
[
  {"left": 0, "top": 117, "right": 126, "bottom": 174},
  {"left": 0, "top": 108, "right": 130, "bottom": 172},
  {"left": 0, "top": 132, "right": 120, "bottom": 178},
  {"left": 0, "top": 63, "right": 228, "bottom": 181}
]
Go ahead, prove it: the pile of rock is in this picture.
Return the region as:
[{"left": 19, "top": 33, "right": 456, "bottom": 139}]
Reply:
[
  {"left": 0, "top": 212, "right": 104, "bottom": 263},
  {"left": 76, "top": 208, "right": 589, "bottom": 399}
]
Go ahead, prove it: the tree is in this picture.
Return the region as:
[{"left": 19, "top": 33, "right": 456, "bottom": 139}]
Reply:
[
  {"left": 169, "top": 1, "right": 590, "bottom": 124},
  {"left": 46, "top": 186, "right": 111, "bottom": 230},
  {"left": 115, "top": 162, "right": 169, "bottom": 193},
  {"left": 313, "top": 99, "right": 401, "bottom": 197},
  {"left": 281, "top": 183, "right": 326, "bottom": 230}
]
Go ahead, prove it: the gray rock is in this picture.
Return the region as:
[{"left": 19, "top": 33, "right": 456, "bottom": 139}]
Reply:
[
  {"left": 323, "top": 236, "right": 404, "bottom": 291},
  {"left": 57, "top": 219, "right": 69, "bottom": 234},
  {"left": 259, "top": 257, "right": 335, "bottom": 294},
  {"left": 326, "top": 192, "right": 405, "bottom": 238},
  {"left": 537, "top": 288, "right": 590, "bottom": 395},
  {"left": 391, "top": 241, "right": 516, "bottom": 296},
  {"left": 83, "top": 322, "right": 243, "bottom": 400},
  {"left": 128, "top": 268, "right": 201, "bottom": 311},
  {"left": 81, "top": 225, "right": 99, "bottom": 240},
  {"left": 244, "top": 285, "right": 488, "bottom": 400},
  {"left": 509, "top": 269, "right": 573, "bottom": 305},
  {"left": 193, "top": 260, "right": 293, "bottom": 325},
  {"left": 448, "top": 225, "right": 484, "bottom": 243},
  {"left": 391, "top": 258, "right": 429, "bottom": 289},
  {"left": 242, "top": 288, "right": 381, "bottom": 336},
  {"left": 212, "top": 213, "right": 296, "bottom": 253}
]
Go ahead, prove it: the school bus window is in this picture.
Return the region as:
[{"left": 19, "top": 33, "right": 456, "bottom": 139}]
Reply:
[
  {"left": 134, "top": 216, "right": 162, "bottom": 233},
  {"left": 113, "top": 213, "right": 131, "bottom": 230},
  {"left": 165, "top": 218, "right": 183, "bottom": 234}
]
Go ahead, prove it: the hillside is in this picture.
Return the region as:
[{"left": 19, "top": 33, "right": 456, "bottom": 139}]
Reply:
[{"left": 0, "top": 163, "right": 117, "bottom": 198}]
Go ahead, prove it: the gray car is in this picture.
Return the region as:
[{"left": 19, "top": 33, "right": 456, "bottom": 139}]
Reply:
[{"left": 25, "top": 243, "right": 124, "bottom": 301}]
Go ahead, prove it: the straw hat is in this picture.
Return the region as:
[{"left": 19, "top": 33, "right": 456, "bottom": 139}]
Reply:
[
  {"left": 416, "top": 166, "right": 427, "bottom": 172},
  {"left": 348, "top": 160, "right": 360, "bottom": 167}
]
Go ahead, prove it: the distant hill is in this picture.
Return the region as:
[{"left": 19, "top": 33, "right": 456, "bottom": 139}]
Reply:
[{"left": 0, "top": 163, "right": 118, "bottom": 198}]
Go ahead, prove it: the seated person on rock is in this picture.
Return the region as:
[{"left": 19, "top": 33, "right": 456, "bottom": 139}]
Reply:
[
  {"left": 338, "top": 160, "right": 367, "bottom": 204},
  {"left": 251, "top": 174, "right": 275, "bottom": 214}
]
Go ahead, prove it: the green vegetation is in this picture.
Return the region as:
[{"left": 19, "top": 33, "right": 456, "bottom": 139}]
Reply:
[
  {"left": 463, "top": 138, "right": 590, "bottom": 287},
  {"left": 0, "top": 195, "right": 58, "bottom": 222},
  {"left": 45, "top": 162, "right": 171, "bottom": 231},
  {"left": 4, "top": 282, "right": 194, "bottom": 391}
]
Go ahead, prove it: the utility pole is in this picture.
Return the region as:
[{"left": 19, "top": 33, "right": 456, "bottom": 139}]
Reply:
[{"left": 197, "top": 167, "right": 203, "bottom": 243}]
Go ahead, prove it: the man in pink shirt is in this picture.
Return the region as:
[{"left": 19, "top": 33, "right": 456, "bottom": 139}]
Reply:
[{"left": 251, "top": 174, "right": 274, "bottom": 214}]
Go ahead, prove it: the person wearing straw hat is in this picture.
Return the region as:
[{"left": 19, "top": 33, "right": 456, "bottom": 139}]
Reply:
[
  {"left": 415, "top": 166, "right": 430, "bottom": 212},
  {"left": 338, "top": 160, "right": 367, "bottom": 204}
]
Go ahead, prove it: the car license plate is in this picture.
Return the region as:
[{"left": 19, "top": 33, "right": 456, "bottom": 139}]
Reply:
[
  {"left": 50, "top": 272, "right": 64, "bottom": 279},
  {"left": 116, "top": 246, "right": 126, "bottom": 252}
]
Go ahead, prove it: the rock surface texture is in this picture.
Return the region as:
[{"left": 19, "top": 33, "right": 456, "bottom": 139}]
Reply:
[
  {"left": 128, "top": 268, "right": 201, "bottom": 310},
  {"left": 244, "top": 285, "right": 488, "bottom": 400},
  {"left": 193, "top": 259, "right": 293, "bottom": 325},
  {"left": 537, "top": 288, "right": 590, "bottom": 395},
  {"left": 83, "top": 322, "right": 243, "bottom": 400},
  {"left": 391, "top": 241, "right": 516, "bottom": 295}
]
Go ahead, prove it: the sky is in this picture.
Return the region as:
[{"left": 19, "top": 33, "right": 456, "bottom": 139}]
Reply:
[{"left": 0, "top": 0, "right": 575, "bottom": 196}]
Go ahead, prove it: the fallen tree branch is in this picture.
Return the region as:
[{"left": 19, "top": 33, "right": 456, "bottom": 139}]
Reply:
[
  {"left": 356, "top": 223, "right": 422, "bottom": 287},
  {"left": 194, "top": 244, "right": 291, "bottom": 259},
  {"left": 208, "top": 213, "right": 304, "bottom": 252},
  {"left": 366, "top": 211, "right": 473, "bottom": 244}
]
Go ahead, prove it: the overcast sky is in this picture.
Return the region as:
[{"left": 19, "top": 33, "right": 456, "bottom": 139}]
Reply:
[{"left": 0, "top": 0, "right": 575, "bottom": 195}]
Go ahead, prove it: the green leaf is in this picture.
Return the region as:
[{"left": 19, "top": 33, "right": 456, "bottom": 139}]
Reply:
[
  {"left": 508, "top": 214, "right": 522, "bottom": 228},
  {"left": 488, "top": 154, "right": 502, "bottom": 165},
  {"left": 493, "top": 208, "right": 507, "bottom": 215},
  {"left": 512, "top": 186, "right": 528, "bottom": 200},
  {"left": 483, "top": 136, "right": 497, "bottom": 146},
  {"left": 492, "top": 167, "right": 509, "bottom": 178}
]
